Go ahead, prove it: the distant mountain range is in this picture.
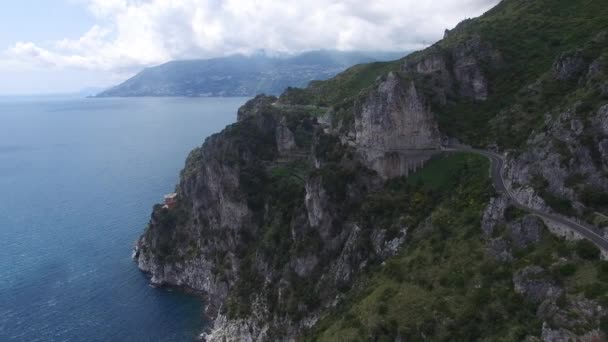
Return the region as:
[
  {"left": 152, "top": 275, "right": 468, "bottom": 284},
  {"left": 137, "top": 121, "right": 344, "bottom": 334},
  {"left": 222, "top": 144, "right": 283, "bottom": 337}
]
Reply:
[{"left": 95, "top": 50, "right": 406, "bottom": 97}]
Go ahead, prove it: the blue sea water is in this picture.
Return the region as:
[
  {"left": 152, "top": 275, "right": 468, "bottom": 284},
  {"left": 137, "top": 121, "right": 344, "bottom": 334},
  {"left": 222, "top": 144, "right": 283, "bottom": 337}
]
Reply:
[{"left": 0, "top": 96, "right": 248, "bottom": 341}]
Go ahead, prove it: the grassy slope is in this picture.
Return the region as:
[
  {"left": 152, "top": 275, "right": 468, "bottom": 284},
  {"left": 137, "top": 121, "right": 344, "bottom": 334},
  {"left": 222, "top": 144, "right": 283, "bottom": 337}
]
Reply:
[{"left": 306, "top": 154, "right": 608, "bottom": 341}]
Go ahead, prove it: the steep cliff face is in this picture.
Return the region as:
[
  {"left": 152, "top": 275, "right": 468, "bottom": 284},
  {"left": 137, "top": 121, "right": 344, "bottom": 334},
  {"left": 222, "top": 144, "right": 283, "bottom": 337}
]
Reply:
[
  {"left": 480, "top": 195, "right": 606, "bottom": 341},
  {"left": 401, "top": 33, "right": 501, "bottom": 103},
  {"left": 135, "top": 1, "right": 608, "bottom": 340},
  {"left": 136, "top": 94, "right": 430, "bottom": 340},
  {"left": 503, "top": 32, "right": 608, "bottom": 233},
  {"left": 351, "top": 72, "right": 441, "bottom": 178},
  {"left": 136, "top": 106, "right": 279, "bottom": 311}
]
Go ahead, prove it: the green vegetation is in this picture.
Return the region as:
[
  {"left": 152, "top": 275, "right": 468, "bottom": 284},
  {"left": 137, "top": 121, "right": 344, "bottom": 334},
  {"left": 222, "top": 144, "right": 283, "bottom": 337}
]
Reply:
[
  {"left": 575, "top": 240, "right": 601, "bottom": 260},
  {"left": 299, "top": 61, "right": 402, "bottom": 107},
  {"left": 306, "top": 152, "right": 547, "bottom": 340},
  {"left": 145, "top": 201, "right": 198, "bottom": 263},
  {"left": 280, "top": 0, "right": 608, "bottom": 149},
  {"left": 149, "top": 0, "right": 608, "bottom": 338},
  {"left": 439, "top": 0, "right": 608, "bottom": 147},
  {"left": 406, "top": 153, "right": 489, "bottom": 192},
  {"left": 305, "top": 150, "right": 607, "bottom": 340}
]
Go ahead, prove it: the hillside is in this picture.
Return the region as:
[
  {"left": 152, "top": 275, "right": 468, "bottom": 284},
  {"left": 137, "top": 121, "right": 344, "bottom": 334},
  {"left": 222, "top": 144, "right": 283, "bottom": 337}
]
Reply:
[
  {"left": 134, "top": 0, "right": 608, "bottom": 341},
  {"left": 96, "top": 50, "right": 404, "bottom": 97}
]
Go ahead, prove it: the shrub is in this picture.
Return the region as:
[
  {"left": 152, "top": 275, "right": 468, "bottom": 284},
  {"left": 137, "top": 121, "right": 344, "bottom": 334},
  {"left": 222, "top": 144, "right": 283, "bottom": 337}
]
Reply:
[
  {"left": 601, "top": 316, "right": 608, "bottom": 334},
  {"left": 377, "top": 303, "right": 388, "bottom": 316},
  {"left": 504, "top": 205, "right": 527, "bottom": 221},
  {"left": 581, "top": 187, "right": 608, "bottom": 208},
  {"left": 575, "top": 240, "right": 601, "bottom": 260},
  {"left": 597, "top": 261, "right": 608, "bottom": 282},
  {"left": 555, "top": 263, "right": 577, "bottom": 278},
  {"left": 583, "top": 283, "right": 608, "bottom": 299}
]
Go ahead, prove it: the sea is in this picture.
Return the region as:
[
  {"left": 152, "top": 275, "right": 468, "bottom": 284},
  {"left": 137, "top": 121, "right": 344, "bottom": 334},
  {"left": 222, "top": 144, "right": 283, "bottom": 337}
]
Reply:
[{"left": 0, "top": 95, "right": 248, "bottom": 341}]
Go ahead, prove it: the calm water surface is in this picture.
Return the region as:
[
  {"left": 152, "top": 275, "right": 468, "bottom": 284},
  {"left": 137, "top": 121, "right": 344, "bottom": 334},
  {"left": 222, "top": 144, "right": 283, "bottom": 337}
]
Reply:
[{"left": 0, "top": 96, "right": 248, "bottom": 341}]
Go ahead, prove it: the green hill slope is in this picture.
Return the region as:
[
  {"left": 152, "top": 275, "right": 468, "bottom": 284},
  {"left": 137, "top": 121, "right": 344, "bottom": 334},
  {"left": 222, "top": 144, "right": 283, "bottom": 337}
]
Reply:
[{"left": 135, "top": 1, "right": 608, "bottom": 340}]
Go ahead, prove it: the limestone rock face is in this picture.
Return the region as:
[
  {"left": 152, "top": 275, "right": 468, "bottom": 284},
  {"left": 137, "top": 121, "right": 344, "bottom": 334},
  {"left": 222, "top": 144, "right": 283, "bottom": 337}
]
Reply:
[
  {"left": 135, "top": 115, "right": 271, "bottom": 311},
  {"left": 513, "top": 266, "right": 563, "bottom": 304},
  {"left": 276, "top": 116, "right": 296, "bottom": 155},
  {"left": 304, "top": 175, "right": 332, "bottom": 238},
  {"left": 401, "top": 48, "right": 452, "bottom": 105},
  {"left": 508, "top": 215, "right": 543, "bottom": 249},
  {"left": 451, "top": 34, "right": 496, "bottom": 101},
  {"left": 538, "top": 295, "right": 606, "bottom": 342},
  {"left": 481, "top": 196, "right": 546, "bottom": 261},
  {"left": 506, "top": 103, "right": 608, "bottom": 217},
  {"left": 481, "top": 195, "right": 509, "bottom": 236},
  {"left": 552, "top": 50, "right": 587, "bottom": 81},
  {"left": 354, "top": 72, "right": 440, "bottom": 151},
  {"left": 136, "top": 95, "right": 415, "bottom": 341},
  {"left": 401, "top": 34, "right": 500, "bottom": 103},
  {"left": 352, "top": 72, "right": 441, "bottom": 178}
]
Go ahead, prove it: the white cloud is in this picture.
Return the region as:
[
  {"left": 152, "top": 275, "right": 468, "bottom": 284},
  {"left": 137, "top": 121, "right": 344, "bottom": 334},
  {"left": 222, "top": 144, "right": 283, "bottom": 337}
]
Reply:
[{"left": 4, "top": 0, "right": 500, "bottom": 74}]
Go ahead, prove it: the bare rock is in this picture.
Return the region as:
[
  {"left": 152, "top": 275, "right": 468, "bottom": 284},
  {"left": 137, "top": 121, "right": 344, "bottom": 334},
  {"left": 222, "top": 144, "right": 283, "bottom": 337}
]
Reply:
[
  {"left": 552, "top": 50, "right": 587, "bottom": 81},
  {"left": 595, "top": 104, "right": 608, "bottom": 136},
  {"left": 509, "top": 215, "right": 543, "bottom": 249},
  {"left": 276, "top": 116, "right": 296, "bottom": 155},
  {"left": 487, "top": 238, "right": 513, "bottom": 262},
  {"left": 481, "top": 196, "right": 509, "bottom": 236},
  {"left": 451, "top": 34, "right": 501, "bottom": 100},
  {"left": 353, "top": 72, "right": 441, "bottom": 178},
  {"left": 513, "top": 266, "right": 562, "bottom": 304}
]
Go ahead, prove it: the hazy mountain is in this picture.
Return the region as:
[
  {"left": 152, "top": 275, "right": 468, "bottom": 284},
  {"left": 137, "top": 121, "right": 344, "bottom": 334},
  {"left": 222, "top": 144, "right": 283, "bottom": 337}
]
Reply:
[{"left": 96, "top": 50, "right": 406, "bottom": 97}]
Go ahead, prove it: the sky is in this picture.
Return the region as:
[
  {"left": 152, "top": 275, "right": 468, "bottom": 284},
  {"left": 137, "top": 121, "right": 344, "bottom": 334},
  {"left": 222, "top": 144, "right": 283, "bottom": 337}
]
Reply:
[{"left": 0, "top": 0, "right": 500, "bottom": 95}]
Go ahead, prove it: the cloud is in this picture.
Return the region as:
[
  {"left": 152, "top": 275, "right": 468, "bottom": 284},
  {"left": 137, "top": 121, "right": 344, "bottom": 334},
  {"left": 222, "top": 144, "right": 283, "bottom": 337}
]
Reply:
[{"left": 4, "top": 0, "right": 500, "bottom": 73}]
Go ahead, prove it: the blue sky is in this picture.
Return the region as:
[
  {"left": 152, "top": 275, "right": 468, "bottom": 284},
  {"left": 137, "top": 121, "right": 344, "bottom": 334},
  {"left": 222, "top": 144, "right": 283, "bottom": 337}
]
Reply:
[
  {"left": 0, "top": 0, "right": 499, "bottom": 95},
  {"left": 0, "top": 1, "right": 93, "bottom": 48},
  {"left": 0, "top": 1, "right": 109, "bottom": 94}
]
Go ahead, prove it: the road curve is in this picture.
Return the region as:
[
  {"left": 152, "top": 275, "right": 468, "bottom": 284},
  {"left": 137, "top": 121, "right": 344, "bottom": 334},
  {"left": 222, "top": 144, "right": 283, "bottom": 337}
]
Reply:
[{"left": 444, "top": 147, "right": 608, "bottom": 252}]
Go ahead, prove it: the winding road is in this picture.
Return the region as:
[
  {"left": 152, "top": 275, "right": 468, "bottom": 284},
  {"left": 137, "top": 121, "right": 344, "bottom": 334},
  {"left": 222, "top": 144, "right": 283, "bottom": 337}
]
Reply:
[{"left": 445, "top": 147, "right": 608, "bottom": 252}]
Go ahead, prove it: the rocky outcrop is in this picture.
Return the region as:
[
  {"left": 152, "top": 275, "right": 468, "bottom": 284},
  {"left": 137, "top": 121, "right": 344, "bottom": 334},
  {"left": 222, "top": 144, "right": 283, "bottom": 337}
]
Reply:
[
  {"left": 552, "top": 50, "right": 587, "bottom": 81},
  {"left": 354, "top": 72, "right": 440, "bottom": 151},
  {"left": 481, "top": 195, "right": 509, "bottom": 236},
  {"left": 134, "top": 6, "right": 608, "bottom": 341},
  {"left": 135, "top": 96, "right": 419, "bottom": 341},
  {"left": 237, "top": 94, "right": 277, "bottom": 121},
  {"left": 508, "top": 215, "right": 543, "bottom": 249},
  {"left": 401, "top": 33, "right": 501, "bottom": 102},
  {"left": 275, "top": 116, "right": 296, "bottom": 155},
  {"left": 504, "top": 32, "right": 608, "bottom": 224},
  {"left": 451, "top": 34, "right": 499, "bottom": 101},
  {"left": 538, "top": 295, "right": 606, "bottom": 342},
  {"left": 505, "top": 103, "right": 608, "bottom": 217},
  {"left": 481, "top": 195, "right": 544, "bottom": 260},
  {"left": 513, "top": 266, "right": 563, "bottom": 304},
  {"left": 350, "top": 72, "right": 441, "bottom": 178}
]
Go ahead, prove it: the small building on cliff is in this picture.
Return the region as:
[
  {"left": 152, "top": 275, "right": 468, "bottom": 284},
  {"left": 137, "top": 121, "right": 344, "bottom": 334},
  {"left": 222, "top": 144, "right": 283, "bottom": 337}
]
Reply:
[{"left": 163, "top": 193, "right": 177, "bottom": 209}]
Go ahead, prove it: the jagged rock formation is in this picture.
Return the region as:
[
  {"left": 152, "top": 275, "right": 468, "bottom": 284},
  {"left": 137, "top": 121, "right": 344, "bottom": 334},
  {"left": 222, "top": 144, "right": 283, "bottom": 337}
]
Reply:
[
  {"left": 135, "top": 94, "right": 421, "bottom": 340},
  {"left": 503, "top": 32, "right": 608, "bottom": 237},
  {"left": 135, "top": 1, "right": 608, "bottom": 340},
  {"left": 480, "top": 195, "right": 606, "bottom": 341},
  {"left": 401, "top": 33, "right": 502, "bottom": 103}
]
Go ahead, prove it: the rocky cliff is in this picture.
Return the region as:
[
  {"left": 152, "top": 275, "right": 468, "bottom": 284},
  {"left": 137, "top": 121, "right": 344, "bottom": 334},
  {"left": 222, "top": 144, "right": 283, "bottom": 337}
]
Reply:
[
  {"left": 135, "top": 0, "right": 608, "bottom": 340},
  {"left": 135, "top": 90, "right": 436, "bottom": 339},
  {"left": 502, "top": 32, "right": 608, "bottom": 239}
]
